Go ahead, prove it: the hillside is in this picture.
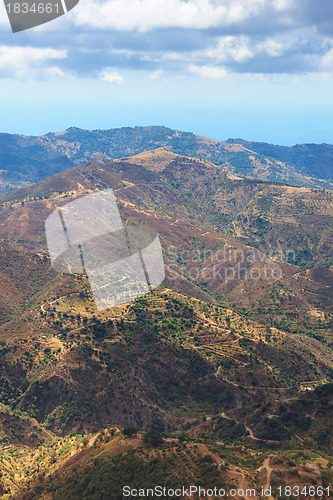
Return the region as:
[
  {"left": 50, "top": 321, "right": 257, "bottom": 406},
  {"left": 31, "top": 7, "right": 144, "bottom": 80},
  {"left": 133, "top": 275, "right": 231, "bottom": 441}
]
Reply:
[
  {"left": 0, "top": 149, "right": 331, "bottom": 496},
  {"left": 0, "top": 149, "right": 332, "bottom": 332},
  {"left": 227, "top": 139, "right": 333, "bottom": 182},
  {"left": 0, "top": 148, "right": 332, "bottom": 330},
  {"left": 229, "top": 383, "right": 333, "bottom": 454},
  {"left": 1, "top": 126, "right": 333, "bottom": 194},
  {"left": 15, "top": 429, "right": 333, "bottom": 500}
]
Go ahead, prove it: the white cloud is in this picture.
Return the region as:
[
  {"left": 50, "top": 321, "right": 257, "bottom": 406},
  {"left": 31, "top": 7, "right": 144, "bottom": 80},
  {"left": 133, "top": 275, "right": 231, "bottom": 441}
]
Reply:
[
  {"left": 273, "top": 0, "right": 294, "bottom": 11},
  {"left": 188, "top": 64, "right": 228, "bottom": 79},
  {"left": 321, "top": 48, "right": 333, "bottom": 70},
  {"left": 0, "top": 46, "right": 67, "bottom": 79},
  {"left": 73, "top": 0, "right": 268, "bottom": 31},
  {"left": 44, "top": 66, "right": 67, "bottom": 78},
  {"left": 150, "top": 69, "right": 164, "bottom": 80},
  {"left": 256, "top": 38, "right": 287, "bottom": 57},
  {"left": 161, "top": 52, "right": 185, "bottom": 62},
  {"left": 202, "top": 36, "right": 254, "bottom": 63},
  {"left": 99, "top": 70, "right": 124, "bottom": 83}
]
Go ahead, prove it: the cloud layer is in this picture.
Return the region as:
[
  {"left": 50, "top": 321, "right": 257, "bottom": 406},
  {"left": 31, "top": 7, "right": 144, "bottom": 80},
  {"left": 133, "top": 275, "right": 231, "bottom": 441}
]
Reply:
[{"left": 1, "top": 0, "right": 333, "bottom": 80}]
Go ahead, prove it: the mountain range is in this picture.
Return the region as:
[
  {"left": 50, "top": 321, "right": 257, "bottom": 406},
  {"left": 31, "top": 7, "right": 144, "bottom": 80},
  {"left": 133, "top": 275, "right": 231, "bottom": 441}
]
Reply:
[
  {"left": 0, "top": 140, "right": 332, "bottom": 497},
  {"left": 0, "top": 126, "right": 333, "bottom": 194}
]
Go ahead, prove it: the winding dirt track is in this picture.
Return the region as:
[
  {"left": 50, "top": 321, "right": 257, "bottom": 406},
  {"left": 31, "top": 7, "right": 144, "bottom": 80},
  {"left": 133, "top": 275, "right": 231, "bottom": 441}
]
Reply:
[{"left": 257, "top": 456, "right": 274, "bottom": 499}]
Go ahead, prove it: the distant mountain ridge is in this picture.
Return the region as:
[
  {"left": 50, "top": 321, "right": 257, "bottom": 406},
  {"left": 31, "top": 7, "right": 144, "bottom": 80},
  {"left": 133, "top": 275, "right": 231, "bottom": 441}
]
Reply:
[
  {"left": 226, "top": 138, "right": 333, "bottom": 181},
  {"left": 0, "top": 126, "right": 332, "bottom": 193}
]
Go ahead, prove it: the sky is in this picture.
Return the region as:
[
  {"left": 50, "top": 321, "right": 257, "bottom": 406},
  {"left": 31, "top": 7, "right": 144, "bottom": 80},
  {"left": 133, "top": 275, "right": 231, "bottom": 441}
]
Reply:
[{"left": 0, "top": 0, "right": 333, "bottom": 145}]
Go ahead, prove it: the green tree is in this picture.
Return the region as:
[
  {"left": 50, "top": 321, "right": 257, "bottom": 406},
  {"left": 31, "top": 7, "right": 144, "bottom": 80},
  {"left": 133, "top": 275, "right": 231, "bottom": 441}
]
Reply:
[
  {"left": 123, "top": 426, "right": 138, "bottom": 437},
  {"left": 143, "top": 429, "right": 163, "bottom": 447}
]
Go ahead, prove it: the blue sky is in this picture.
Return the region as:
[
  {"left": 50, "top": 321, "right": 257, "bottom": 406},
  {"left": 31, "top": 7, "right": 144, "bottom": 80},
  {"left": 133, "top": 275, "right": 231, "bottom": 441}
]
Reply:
[{"left": 0, "top": 0, "right": 333, "bottom": 145}]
